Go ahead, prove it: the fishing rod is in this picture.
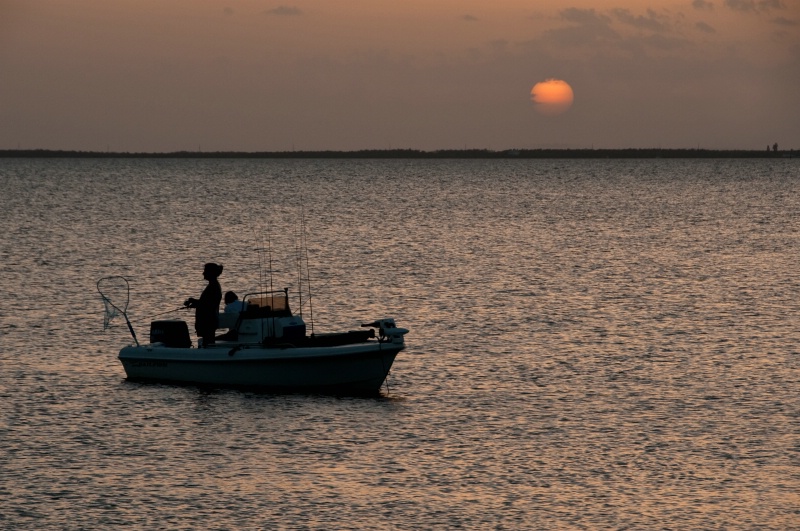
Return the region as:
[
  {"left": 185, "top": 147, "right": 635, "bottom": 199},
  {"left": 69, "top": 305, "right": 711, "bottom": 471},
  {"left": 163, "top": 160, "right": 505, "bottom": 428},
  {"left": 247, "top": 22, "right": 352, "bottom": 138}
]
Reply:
[
  {"left": 131, "top": 306, "right": 188, "bottom": 324},
  {"left": 295, "top": 218, "right": 304, "bottom": 320},
  {"left": 252, "top": 225, "right": 265, "bottom": 300},
  {"left": 252, "top": 224, "right": 269, "bottom": 343},
  {"left": 300, "top": 207, "right": 315, "bottom": 337},
  {"left": 266, "top": 220, "right": 276, "bottom": 340},
  {"left": 267, "top": 221, "right": 275, "bottom": 298},
  {"left": 252, "top": 224, "right": 263, "bottom": 339}
]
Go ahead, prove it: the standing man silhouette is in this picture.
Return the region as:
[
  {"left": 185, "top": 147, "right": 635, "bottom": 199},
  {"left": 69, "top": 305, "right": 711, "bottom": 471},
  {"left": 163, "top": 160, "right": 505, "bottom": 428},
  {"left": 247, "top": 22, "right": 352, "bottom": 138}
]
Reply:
[{"left": 184, "top": 262, "right": 223, "bottom": 347}]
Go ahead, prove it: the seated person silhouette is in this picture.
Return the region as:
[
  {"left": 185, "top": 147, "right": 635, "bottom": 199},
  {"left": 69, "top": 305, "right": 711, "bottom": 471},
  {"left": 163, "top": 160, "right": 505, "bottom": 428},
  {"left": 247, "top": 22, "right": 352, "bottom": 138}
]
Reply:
[
  {"left": 224, "top": 291, "right": 246, "bottom": 313},
  {"left": 217, "top": 291, "right": 246, "bottom": 341}
]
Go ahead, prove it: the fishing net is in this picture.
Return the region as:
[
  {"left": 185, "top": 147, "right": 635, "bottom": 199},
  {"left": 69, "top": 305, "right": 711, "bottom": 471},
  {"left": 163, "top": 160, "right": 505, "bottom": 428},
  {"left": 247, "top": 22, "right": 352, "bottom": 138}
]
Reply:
[
  {"left": 96, "top": 276, "right": 140, "bottom": 346},
  {"left": 97, "top": 276, "right": 131, "bottom": 330}
]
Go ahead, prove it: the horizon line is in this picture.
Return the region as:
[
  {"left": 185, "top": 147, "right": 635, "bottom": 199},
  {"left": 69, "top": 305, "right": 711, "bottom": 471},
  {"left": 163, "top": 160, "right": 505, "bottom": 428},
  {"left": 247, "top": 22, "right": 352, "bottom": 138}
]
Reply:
[{"left": 0, "top": 147, "right": 796, "bottom": 159}]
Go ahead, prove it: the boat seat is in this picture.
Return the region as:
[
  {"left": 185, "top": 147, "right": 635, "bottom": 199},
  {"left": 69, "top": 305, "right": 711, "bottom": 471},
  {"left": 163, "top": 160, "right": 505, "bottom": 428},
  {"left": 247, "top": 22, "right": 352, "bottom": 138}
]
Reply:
[{"left": 218, "top": 312, "right": 240, "bottom": 330}]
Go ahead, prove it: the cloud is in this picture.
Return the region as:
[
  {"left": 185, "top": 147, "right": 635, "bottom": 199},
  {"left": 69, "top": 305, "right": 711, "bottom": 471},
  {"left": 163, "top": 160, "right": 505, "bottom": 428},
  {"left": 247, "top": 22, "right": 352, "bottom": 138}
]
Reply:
[
  {"left": 692, "top": 0, "right": 715, "bottom": 9},
  {"left": 462, "top": 14, "right": 478, "bottom": 22},
  {"left": 696, "top": 20, "right": 717, "bottom": 33},
  {"left": 724, "top": 0, "right": 753, "bottom": 11},
  {"left": 724, "top": 0, "right": 785, "bottom": 12},
  {"left": 223, "top": 7, "right": 234, "bottom": 16},
  {"left": 559, "top": 8, "right": 612, "bottom": 26},
  {"left": 771, "top": 16, "right": 798, "bottom": 25},
  {"left": 545, "top": 9, "right": 619, "bottom": 48},
  {"left": 758, "top": 0, "right": 786, "bottom": 9},
  {"left": 612, "top": 8, "right": 671, "bottom": 32},
  {"left": 266, "top": 6, "right": 303, "bottom": 16},
  {"left": 546, "top": 7, "right": 698, "bottom": 54}
]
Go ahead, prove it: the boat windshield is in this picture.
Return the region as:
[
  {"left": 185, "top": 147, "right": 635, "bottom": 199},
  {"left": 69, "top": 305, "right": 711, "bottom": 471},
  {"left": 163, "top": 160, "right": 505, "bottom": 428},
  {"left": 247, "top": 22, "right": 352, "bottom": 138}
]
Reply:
[{"left": 244, "top": 292, "right": 289, "bottom": 313}]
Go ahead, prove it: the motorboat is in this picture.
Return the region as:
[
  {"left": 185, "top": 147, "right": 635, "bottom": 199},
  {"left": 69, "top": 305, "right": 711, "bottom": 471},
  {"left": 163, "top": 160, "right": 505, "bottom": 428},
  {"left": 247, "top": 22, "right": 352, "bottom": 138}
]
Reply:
[{"left": 103, "top": 281, "right": 408, "bottom": 395}]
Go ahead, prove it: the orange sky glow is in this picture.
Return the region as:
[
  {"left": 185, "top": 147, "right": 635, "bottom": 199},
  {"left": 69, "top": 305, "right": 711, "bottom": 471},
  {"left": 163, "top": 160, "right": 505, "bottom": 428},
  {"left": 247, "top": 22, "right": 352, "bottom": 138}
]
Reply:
[{"left": 1, "top": 0, "right": 798, "bottom": 151}]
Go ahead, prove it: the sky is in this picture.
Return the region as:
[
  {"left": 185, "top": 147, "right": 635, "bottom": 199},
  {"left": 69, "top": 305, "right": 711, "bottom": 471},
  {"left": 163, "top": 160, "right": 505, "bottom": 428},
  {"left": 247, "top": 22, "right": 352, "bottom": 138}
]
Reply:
[{"left": 1, "top": 0, "right": 798, "bottom": 151}]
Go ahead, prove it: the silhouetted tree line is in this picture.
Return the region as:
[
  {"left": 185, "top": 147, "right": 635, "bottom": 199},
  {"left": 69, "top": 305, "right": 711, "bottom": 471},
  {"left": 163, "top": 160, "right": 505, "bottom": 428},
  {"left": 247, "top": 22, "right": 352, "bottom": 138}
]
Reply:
[{"left": 0, "top": 148, "right": 795, "bottom": 159}]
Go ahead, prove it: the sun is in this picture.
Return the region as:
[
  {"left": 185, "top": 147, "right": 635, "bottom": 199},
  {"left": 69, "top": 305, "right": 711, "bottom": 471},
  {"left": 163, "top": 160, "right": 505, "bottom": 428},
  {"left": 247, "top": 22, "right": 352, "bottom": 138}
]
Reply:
[{"left": 530, "top": 79, "right": 574, "bottom": 116}]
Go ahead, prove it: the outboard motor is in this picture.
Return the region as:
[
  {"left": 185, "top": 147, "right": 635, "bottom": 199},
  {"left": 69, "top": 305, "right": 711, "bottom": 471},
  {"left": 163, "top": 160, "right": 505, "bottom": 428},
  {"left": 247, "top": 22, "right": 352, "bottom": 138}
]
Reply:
[
  {"left": 150, "top": 320, "right": 192, "bottom": 348},
  {"left": 362, "top": 318, "right": 409, "bottom": 344}
]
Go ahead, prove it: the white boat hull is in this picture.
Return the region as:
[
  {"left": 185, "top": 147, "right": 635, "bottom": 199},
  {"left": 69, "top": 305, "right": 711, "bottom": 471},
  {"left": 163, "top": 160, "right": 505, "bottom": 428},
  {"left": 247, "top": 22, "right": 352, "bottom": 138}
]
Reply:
[{"left": 119, "top": 341, "right": 403, "bottom": 395}]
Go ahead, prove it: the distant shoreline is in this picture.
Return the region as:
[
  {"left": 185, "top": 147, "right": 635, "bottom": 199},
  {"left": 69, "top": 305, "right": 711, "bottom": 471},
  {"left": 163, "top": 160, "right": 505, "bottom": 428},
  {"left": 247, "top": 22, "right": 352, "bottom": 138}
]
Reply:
[{"left": 0, "top": 148, "right": 795, "bottom": 159}]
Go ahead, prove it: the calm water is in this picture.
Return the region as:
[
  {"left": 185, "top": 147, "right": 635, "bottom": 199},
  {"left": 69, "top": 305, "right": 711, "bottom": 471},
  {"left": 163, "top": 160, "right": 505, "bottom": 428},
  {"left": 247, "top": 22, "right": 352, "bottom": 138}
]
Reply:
[{"left": 1, "top": 157, "right": 799, "bottom": 529}]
